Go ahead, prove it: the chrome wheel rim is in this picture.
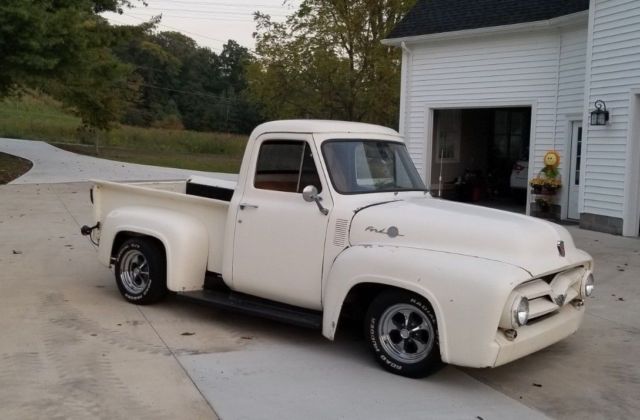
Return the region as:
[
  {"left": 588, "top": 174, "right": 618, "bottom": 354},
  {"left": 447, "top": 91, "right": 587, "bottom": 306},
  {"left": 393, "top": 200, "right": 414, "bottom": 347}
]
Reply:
[
  {"left": 378, "top": 303, "right": 434, "bottom": 364},
  {"left": 119, "top": 250, "right": 150, "bottom": 295}
]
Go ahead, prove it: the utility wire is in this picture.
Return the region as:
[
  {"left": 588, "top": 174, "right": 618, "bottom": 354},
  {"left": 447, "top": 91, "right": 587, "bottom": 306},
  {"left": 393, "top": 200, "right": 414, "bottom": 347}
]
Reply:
[
  {"left": 126, "top": 12, "right": 259, "bottom": 22},
  {"left": 149, "top": 0, "right": 286, "bottom": 6},
  {"left": 144, "top": 1, "right": 287, "bottom": 10},
  {"left": 139, "top": 7, "right": 288, "bottom": 17},
  {"left": 150, "top": 0, "right": 286, "bottom": 5},
  {"left": 138, "top": 83, "right": 242, "bottom": 103},
  {"left": 110, "top": 14, "right": 260, "bottom": 54},
  {"left": 126, "top": 13, "right": 261, "bottom": 22},
  {"left": 109, "top": 15, "right": 228, "bottom": 44}
]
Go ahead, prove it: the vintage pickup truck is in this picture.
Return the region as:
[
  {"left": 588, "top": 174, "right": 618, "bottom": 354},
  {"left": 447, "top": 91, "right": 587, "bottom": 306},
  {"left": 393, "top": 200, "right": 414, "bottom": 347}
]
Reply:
[{"left": 82, "top": 120, "right": 595, "bottom": 378}]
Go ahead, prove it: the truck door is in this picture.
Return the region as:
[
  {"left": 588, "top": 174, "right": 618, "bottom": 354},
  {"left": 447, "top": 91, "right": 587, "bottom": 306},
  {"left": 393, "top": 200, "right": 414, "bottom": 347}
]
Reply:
[{"left": 232, "top": 134, "right": 332, "bottom": 310}]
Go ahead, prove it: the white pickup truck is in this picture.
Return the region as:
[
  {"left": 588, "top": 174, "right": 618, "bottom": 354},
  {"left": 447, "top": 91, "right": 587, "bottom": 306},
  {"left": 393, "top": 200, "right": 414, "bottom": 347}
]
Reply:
[{"left": 82, "top": 120, "right": 595, "bottom": 378}]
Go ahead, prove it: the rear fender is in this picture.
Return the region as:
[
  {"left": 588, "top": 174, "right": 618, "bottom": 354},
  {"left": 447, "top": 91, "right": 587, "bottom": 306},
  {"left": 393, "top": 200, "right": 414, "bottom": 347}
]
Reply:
[{"left": 99, "top": 206, "right": 208, "bottom": 292}]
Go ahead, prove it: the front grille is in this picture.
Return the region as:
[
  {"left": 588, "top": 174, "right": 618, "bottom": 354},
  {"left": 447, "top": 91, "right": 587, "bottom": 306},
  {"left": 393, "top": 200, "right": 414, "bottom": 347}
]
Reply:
[
  {"left": 517, "top": 266, "right": 586, "bottom": 322},
  {"left": 525, "top": 310, "right": 557, "bottom": 326}
]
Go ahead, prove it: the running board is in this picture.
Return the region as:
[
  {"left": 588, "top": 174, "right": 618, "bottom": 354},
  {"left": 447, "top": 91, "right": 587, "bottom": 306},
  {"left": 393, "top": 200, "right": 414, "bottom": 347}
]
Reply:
[{"left": 176, "top": 290, "right": 322, "bottom": 330}]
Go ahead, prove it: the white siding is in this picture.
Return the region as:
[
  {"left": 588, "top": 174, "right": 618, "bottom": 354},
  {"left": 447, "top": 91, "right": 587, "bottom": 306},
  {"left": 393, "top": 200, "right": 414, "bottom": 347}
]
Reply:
[
  {"left": 403, "top": 24, "right": 587, "bottom": 185},
  {"left": 556, "top": 27, "right": 588, "bottom": 156},
  {"left": 583, "top": 0, "right": 640, "bottom": 218}
]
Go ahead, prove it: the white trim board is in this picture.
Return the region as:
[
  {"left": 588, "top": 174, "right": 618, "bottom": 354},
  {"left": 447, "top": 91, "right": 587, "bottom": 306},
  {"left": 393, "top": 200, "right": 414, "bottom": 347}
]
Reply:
[
  {"left": 623, "top": 89, "right": 640, "bottom": 237},
  {"left": 578, "top": 0, "right": 596, "bottom": 218},
  {"left": 561, "top": 113, "right": 584, "bottom": 221}
]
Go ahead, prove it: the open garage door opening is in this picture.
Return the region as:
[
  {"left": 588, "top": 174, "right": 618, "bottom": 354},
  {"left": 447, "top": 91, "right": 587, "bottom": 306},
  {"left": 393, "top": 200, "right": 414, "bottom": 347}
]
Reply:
[{"left": 430, "top": 107, "right": 531, "bottom": 213}]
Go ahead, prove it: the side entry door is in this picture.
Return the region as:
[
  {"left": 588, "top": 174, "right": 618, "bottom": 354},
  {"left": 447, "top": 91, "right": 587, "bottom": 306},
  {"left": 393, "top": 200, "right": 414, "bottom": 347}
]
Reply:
[{"left": 232, "top": 135, "right": 332, "bottom": 310}]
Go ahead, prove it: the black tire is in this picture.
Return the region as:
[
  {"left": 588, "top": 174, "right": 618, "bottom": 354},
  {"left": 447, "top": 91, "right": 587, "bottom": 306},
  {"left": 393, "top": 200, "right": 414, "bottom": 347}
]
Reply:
[
  {"left": 365, "top": 290, "right": 442, "bottom": 378},
  {"left": 114, "top": 238, "right": 167, "bottom": 304}
]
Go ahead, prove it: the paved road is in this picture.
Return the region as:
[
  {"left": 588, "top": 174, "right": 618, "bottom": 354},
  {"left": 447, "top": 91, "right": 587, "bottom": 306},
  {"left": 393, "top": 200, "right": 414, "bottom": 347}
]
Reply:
[
  {"left": 0, "top": 137, "right": 237, "bottom": 184},
  {"left": 1, "top": 140, "right": 639, "bottom": 419}
]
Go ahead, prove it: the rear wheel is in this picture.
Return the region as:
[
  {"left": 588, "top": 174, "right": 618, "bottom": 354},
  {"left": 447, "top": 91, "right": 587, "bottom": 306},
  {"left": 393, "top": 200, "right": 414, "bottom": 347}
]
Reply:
[
  {"left": 114, "top": 238, "right": 167, "bottom": 304},
  {"left": 365, "top": 290, "right": 442, "bottom": 378}
]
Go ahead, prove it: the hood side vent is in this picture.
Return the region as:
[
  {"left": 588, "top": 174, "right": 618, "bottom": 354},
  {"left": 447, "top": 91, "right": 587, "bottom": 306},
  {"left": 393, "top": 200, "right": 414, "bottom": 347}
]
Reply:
[{"left": 333, "top": 219, "right": 350, "bottom": 247}]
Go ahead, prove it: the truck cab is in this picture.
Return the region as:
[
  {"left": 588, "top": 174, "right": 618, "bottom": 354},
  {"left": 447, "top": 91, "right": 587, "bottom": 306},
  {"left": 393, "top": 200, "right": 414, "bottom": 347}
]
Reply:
[{"left": 226, "top": 121, "right": 425, "bottom": 310}]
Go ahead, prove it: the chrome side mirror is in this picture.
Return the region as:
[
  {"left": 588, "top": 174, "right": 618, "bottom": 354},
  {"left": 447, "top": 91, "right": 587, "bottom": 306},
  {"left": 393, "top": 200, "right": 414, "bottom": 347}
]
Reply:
[
  {"left": 302, "top": 185, "right": 318, "bottom": 202},
  {"left": 302, "top": 185, "right": 329, "bottom": 215}
]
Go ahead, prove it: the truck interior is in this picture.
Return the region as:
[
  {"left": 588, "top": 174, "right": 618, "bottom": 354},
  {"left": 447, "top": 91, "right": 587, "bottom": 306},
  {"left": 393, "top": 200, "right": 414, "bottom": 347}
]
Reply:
[{"left": 254, "top": 140, "right": 322, "bottom": 193}]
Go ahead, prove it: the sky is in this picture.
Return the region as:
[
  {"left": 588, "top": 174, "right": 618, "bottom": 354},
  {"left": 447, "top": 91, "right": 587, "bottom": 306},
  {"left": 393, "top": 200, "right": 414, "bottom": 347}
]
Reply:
[{"left": 103, "top": 0, "right": 302, "bottom": 52}]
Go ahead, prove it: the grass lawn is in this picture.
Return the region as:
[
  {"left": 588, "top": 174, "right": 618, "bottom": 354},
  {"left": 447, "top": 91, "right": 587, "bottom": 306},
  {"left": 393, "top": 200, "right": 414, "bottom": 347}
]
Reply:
[
  {"left": 54, "top": 143, "right": 242, "bottom": 173},
  {"left": 0, "top": 93, "right": 247, "bottom": 173},
  {"left": 0, "top": 152, "right": 33, "bottom": 184}
]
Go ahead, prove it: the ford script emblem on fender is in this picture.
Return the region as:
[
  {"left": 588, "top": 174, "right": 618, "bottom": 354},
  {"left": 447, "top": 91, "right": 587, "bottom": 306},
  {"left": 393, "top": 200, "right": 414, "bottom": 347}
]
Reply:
[
  {"left": 365, "top": 225, "right": 404, "bottom": 238},
  {"left": 557, "top": 240, "right": 566, "bottom": 257}
]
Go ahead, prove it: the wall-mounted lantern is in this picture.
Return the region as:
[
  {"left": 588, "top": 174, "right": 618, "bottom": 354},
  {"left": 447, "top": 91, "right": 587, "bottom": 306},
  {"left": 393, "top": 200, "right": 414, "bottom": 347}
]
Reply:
[{"left": 590, "top": 100, "right": 610, "bottom": 126}]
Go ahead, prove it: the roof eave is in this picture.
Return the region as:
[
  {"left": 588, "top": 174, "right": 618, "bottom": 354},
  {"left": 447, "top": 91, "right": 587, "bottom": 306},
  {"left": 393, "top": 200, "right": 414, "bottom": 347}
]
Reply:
[{"left": 382, "top": 10, "right": 588, "bottom": 47}]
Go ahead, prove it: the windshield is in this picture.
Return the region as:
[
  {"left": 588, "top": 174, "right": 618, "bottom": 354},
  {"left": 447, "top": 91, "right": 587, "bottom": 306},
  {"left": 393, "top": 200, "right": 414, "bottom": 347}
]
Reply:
[{"left": 322, "top": 140, "right": 426, "bottom": 194}]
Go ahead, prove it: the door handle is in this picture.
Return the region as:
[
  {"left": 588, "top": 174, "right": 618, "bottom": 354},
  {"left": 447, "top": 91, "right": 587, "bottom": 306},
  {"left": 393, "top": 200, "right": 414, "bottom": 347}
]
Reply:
[{"left": 239, "top": 203, "right": 259, "bottom": 210}]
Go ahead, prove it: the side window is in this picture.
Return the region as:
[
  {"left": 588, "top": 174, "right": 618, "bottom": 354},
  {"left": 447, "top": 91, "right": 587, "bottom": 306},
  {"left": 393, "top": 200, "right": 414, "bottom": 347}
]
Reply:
[{"left": 254, "top": 141, "right": 322, "bottom": 193}]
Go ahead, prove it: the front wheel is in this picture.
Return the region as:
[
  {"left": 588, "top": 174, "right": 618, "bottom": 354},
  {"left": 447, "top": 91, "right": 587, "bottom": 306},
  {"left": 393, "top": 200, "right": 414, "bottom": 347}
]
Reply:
[
  {"left": 114, "top": 238, "right": 167, "bottom": 304},
  {"left": 365, "top": 290, "right": 442, "bottom": 378}
]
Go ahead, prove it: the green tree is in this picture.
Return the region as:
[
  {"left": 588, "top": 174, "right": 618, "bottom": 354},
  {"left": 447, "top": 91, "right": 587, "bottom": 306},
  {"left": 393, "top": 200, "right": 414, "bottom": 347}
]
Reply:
[
  {"left": 0, "top": 0, "right": 146, "bottom": 129},
  {"left": 115, "top": 30, "right": 185, "bottom": 127},
  {"left": 249, "top": 0, "right": 415, "bottom": 128},
  {"left": 220, "top": 40, "right": 250, "bottom": 94},
  {"left": 218, "top": 40, "right": 263, "bottom": 133},
  {"left": 115, "top": 33, "right": 260, "bottom": 134}
]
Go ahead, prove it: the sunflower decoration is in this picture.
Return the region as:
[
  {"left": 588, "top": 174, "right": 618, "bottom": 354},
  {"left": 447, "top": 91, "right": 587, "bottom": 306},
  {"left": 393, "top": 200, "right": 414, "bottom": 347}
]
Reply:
[
  {"left": 541, "top": 151, "right": 560, "bottom": 179},
  {"left": 530, "top": 150, "right": 562, "bottom": 194}
]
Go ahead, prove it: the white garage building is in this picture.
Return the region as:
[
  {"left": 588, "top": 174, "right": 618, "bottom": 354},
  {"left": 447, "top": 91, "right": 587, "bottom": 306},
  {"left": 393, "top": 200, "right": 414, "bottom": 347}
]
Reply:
[{"left": 384, "top": 0, "right": 640, "bottom": 236}]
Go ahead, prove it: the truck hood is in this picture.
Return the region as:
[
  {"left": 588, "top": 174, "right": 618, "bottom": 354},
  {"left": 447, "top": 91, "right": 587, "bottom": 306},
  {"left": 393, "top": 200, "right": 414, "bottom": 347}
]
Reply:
[{"left": 349, "top": 197, "right": 589, "bottom": 276}]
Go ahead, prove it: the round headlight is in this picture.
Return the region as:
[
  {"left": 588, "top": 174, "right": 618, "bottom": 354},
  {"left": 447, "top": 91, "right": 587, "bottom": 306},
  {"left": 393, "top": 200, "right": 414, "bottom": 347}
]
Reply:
[
  {"left": 514, "top": 297, "right": 529, "bottom": 327},
  {"left": 584, "top": 273, "right": 595, "bottom": 297}
]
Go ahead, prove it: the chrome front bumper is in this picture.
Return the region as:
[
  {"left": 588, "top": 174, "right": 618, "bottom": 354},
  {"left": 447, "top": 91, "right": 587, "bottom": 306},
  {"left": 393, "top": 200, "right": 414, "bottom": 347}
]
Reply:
[{"left": 493, "top": 302, "right": 585, "bottom": 367}]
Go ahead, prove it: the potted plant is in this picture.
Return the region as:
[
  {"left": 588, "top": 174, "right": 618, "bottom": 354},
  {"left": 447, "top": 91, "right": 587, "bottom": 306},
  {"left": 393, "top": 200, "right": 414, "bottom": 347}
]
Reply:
[
  {"left": 535, "top": 197, "right": 550, "bottom": 212},
  {"left": 543, "top": 178, "right": 562, "bottom": 194},
  {"left": 529, "top": 177, "right": 544, "bottom": 194}
]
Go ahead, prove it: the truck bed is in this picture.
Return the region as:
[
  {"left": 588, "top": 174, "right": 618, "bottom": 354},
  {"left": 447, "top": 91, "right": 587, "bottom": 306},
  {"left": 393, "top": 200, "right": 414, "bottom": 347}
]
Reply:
[{"left": 92, "top": 176, "right": 235, "bottom": 273}]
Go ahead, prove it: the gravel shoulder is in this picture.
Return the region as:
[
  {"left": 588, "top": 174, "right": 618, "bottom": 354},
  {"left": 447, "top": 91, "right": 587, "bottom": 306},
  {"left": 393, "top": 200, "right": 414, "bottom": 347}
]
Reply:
[{"left": 0, "top": 152, "right": 33, "bottom": 184}]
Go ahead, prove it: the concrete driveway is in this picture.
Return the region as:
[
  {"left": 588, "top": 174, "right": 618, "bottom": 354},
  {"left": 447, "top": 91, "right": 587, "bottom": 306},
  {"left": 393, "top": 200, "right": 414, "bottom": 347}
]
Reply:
[
  {"left": 0, "top": 137, "right": 237, "bottom": 184},
  {"left": 1, "top": 141, "right": 638, "bottom": 419}
]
